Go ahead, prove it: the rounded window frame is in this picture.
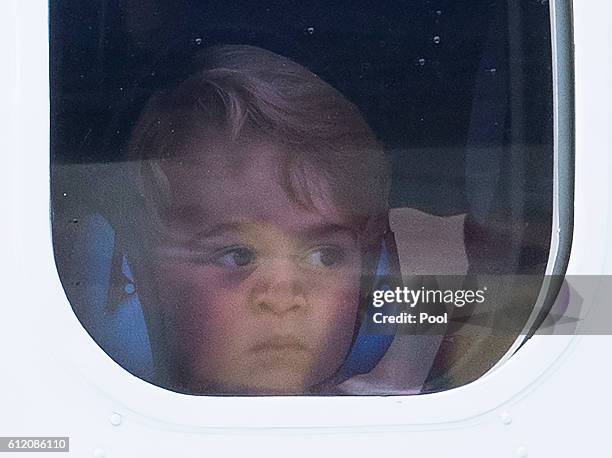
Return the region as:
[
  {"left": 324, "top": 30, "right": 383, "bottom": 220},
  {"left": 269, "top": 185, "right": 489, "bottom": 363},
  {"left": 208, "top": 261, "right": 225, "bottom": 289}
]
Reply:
[{"left": 5, "top": 0, "right": 585, "bottom": 430}]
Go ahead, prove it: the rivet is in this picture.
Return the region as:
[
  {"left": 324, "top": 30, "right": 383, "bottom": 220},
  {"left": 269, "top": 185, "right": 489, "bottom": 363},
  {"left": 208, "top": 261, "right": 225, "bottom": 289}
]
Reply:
[
  {"left": 500, "top": 412, "right": 512, "bottom": 425},
  {"left": 516, "top": 446, "right": 528, "bottom": 457},
  {"left": 110, "top": 413, "right": 122, "bottom": 426},
  {"left": 124, "top": 283, "right": 135, "bottom": 295},
  {"left": 93, "top": 448, "right": 106, "bottom": 458}
]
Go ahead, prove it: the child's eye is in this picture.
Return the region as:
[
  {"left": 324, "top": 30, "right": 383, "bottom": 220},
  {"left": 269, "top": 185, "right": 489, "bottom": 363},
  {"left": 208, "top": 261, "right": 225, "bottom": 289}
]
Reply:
[
  {"left": 302, "top": 246, "right": 345, "bottom": 268},
  {"left": 212, "top": 246, "right": 257, "bottom": 268}
]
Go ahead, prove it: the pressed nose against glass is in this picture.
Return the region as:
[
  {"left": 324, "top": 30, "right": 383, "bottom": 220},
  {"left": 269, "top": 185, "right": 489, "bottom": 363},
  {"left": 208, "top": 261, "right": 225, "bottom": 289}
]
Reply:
[{"left": 248, "top": 253, "right": 308, "bottom": 315}]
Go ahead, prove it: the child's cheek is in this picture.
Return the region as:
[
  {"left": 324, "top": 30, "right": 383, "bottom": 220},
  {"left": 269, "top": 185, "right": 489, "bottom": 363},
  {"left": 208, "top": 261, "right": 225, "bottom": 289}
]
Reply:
[
  {"left": 153, "top": 263, "right": 254, "bottom": 377},
  {"left": 305, "top": 268, "right": 361, "bottom": 336},
  {"left": 157, "top": 263, "right": 248, "bottom": 323},
  {"left": 150, "top": 263, "right": 242, "bottom": 339},
  {"left": 317, "top": 279, "right": 361, "bottom": 331}
]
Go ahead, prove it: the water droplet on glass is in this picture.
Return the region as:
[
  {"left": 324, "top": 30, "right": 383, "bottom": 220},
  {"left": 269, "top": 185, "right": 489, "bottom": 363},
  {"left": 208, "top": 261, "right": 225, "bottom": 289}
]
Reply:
[
  {"left": 486, "top": 67, "right": 497, "bottom": 74},
  {"left": 433, "top": 35, "right": 441, "bottom": 44},
  {"left": 417, "top": 58, "right": 426, "bottom": 66},
  {"left": 194, "top": 37, "right": 203, "bottom": 45},
  {"left": 306, "top": 26, "right": 315, "bottom": 35},
  {"left": 436, "top": 10, "right": 442, "bottom": 16}
]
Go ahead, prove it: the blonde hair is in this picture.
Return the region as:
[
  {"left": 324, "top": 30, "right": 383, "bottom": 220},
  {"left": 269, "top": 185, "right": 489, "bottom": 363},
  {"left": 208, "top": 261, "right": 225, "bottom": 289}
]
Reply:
[{"left": 126, "top": 44, "right": 389, "bottom": 233}]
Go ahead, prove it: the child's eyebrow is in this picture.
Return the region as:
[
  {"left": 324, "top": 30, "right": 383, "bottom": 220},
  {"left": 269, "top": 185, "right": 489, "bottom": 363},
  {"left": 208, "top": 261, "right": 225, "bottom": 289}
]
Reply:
[
  {"left": 297, "top": 224, "right": 359, "bottom": 242},
  {"left": 192, "top": 221, "right": 358, "bottom": 242},
  {"left": 193, "top": 222, "right": 245, "bottom": 239}
]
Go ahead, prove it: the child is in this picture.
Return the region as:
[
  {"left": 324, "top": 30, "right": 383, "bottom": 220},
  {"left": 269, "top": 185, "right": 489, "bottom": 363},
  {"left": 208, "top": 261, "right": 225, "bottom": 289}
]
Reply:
[{"left": 116, "top": 44, "right": 391, "bottom": 395}]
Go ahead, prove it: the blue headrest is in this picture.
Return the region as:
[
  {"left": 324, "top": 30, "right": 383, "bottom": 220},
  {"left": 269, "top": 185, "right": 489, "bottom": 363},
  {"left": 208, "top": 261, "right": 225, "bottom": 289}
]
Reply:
[
  {"left": 328, "top": 239, "right": 399, "bottom": 384},
  {"left": 73, "top": 214, "right": 154, "bottom": 380}
]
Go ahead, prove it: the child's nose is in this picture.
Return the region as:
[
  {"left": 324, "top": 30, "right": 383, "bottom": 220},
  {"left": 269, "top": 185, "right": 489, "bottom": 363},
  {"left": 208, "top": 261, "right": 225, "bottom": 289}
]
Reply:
[{"left": 249, "top": 256, "right": 307, "bottom": 315}]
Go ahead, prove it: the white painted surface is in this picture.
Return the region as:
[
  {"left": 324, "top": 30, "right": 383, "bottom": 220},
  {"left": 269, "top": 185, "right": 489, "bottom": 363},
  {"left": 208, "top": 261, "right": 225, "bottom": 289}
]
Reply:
[{"left": 1, "top": 0, "right": 610, "bottom": 456}]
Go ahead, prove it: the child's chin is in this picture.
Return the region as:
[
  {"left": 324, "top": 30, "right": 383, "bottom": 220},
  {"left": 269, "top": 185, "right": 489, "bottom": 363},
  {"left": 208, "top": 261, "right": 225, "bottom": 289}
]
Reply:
[{"left": 223, "top": 370, "right": 314, "bottom": 395}]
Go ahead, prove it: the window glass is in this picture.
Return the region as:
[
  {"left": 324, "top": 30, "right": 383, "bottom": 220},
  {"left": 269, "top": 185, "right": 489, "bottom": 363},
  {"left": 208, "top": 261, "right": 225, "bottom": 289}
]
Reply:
[{"left": 51, "top": 0, "right": 557, "bottom": 395}]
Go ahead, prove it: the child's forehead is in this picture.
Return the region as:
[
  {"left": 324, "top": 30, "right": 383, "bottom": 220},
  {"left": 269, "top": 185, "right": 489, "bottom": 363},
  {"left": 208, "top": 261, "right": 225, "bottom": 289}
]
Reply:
[
  {"left": 160, "top": 130, "right": 328, "bottom": 202},
  {"left": 149, "top": 126, "right": 377, "bottom": 234},
  {"left": 163, "top": 160, "right": 330, "bottom": 214},
  {"left": 155, "top": 142, "right": 361, "bottom": 235},
  {"left": 161, "top": 127, "right": 281, "bottom": 169}
]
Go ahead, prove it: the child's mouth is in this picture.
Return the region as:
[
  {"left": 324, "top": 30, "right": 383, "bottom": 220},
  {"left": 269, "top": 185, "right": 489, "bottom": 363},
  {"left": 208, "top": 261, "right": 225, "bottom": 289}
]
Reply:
[{"left": 250, "top": 335, "right": 309, "bottom": 354}]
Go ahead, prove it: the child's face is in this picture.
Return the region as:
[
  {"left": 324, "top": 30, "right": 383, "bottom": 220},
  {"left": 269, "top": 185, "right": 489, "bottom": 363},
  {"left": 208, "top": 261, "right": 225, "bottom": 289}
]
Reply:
[{"left": 143, "top": 136, "right": 364, "bottom": 394}]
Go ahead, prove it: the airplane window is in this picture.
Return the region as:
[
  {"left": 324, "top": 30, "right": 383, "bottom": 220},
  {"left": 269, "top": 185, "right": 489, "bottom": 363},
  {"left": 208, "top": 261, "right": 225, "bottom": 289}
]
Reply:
[{"left": 50, "top": 0, "right": 568, "bottom": 395}]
